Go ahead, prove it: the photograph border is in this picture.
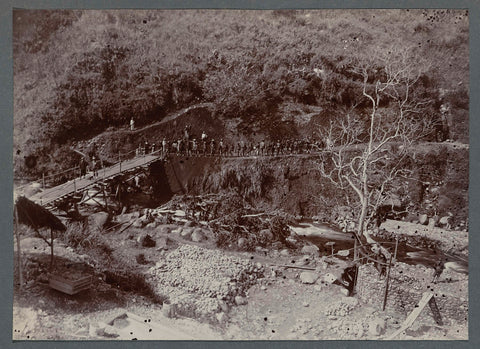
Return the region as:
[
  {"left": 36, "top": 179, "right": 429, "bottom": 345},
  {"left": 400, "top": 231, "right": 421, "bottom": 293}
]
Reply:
[{"left": 1, "top": 1, "right": 478, "bottom": 348}]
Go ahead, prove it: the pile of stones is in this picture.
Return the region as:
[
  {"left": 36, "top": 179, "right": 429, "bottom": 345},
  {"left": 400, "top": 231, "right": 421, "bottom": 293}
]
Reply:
[{"left": 148, "top": 245, "right": 264, "bottom": 321}]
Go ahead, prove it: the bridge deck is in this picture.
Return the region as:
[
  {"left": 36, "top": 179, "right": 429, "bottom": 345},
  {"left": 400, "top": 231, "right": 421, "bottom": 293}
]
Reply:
[{"left": 30, "top": 154, "right": 161, "bottom": 206}]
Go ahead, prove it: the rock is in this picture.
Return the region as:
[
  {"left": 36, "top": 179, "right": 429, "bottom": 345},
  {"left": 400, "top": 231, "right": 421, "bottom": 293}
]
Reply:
[
  {"left": 89, "top": 212, "right": 110, "bottom": 230},
  {"left": 184, "top": 221, "right": 195, "bottom": 227},
  {"left": 322, "top": 273, "right": 337, "bottom": 284},
  {"left": 368, "top": 318, "right": 386, "bottom": 336},
  {"left": 428, "top": 218, "right": 436, "bottom": 229},
  {"left": 191, "top": 229, "right": 205, "bottom": 242},
  {"left": 235, "top": 296, "right": 248, "bottom": 306},
  {"left": 135, "top": 253, "right": 148, "bottom": 264},
  {"left": 261, "top": 286, "right": 267, "bottom": 291},
  {"left": 158, "top": 226, "right": 171, "bottom": 234},
  {"left": 137, "top": 233, "right": 156, "bottom": 247},
  {"left": 132, "top": 220, "right": 143, "bottom": 228},
  {"left": 180, "top": 227, "right": 193, "bottom": 240},
  {"left": 237, "top": 237, "right": 246, "bottom": 248},
  {"left": 419, "top": 214, "right": 428, "bottom": 225},
  {"left": 300, "top": 271, "right": 319, "bottom": 284},
  {"left": 145, "top": 222, "right": 157, "bottom": 229},
  {"left": 303, "top": 302, "right": 309, "bottom": 307},
  {"left": 338, "top": 249, "right": 350, "bottom": 257},
  {"left": 218, "top": 300, "right": 230, "bottom": 312},
  {"left": 94, "top": 322, "right": 108, "bottom": 336},
  {"left": 271, "top": 241, "right": 283, "bottom": 250},
  {"left": 314, "top": 285, "right": 322, "bottom": 292},
  {"left": 301, "top": 245, "right": 319, "bottom": 255},
  {"left": 439, "top": 216, "right": 451, "bottom": 227},
  {"left": 280, "top": 249, "right": 290, "bottom": 257},
  {"left": 156, "top": 236, "right": 170, "bottom": 249},
  {"left": 162, "top": 302, "right": 176, "bottom": 318},
  {"left": 259, "top": 229, "right": 273, "bottom": 241},
  {"left": 216, "top": 312, "right": 229, "bottom": 324},
  {"left": 339, "top": 288, "right": 349, "bottom": 296},
  {"left": 103, "top": 325, "right": 119, "bottom": 338}
]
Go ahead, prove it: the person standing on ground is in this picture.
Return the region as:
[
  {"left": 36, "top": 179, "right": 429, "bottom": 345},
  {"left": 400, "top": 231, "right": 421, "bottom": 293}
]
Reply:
[{"left": 130, "top": 117, "right": 135, "bottom": 131}]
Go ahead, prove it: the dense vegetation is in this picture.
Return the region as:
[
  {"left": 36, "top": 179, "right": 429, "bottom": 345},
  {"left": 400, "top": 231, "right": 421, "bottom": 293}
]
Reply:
[{"left": 13, "top": 9, "right": 468, "bottom": 178}]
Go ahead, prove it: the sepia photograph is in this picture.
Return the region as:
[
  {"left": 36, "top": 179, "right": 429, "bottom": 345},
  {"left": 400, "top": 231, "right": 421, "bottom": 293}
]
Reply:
[{"left": 12, "top": 8, "right": 469, "bottom": 340}]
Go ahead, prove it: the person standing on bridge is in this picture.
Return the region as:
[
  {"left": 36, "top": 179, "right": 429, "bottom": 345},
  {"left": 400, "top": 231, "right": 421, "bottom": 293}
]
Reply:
[
  {"left": 79, "top": 157, "right": 87, "bottom": 178},
  {"left": 144, "top": 141, "right": 150, "bottom": 155},
  {"left": 91, "top": 156, "right": 98, "bottom": 178},
  {"left": 162, "top": 138, "right": 167, "bottom": 156},
  {"left": 130, "top": 117, "right": 135, "bottom": 131}
]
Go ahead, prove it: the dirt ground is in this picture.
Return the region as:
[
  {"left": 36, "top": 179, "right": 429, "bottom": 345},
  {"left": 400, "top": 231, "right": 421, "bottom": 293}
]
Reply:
[{"left": 12, "top": 219, "right": 468, "bottom": 341}]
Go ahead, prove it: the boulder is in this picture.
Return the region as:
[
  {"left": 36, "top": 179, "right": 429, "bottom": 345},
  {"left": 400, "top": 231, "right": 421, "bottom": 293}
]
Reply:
[
  {"left": 419, "top": 214, "right": 428, "bottom": 225},
  {"left": 237, "top": 237, "right": 246, "bottom": 248},
  {"left": 439, "top": 216, "right": 451, "bottom": 227},
  {"left": 158, "top": 226, "right": 171, "bottom": 235},
  {"left": 301, "top": 245, "right": 319, "bottom": 255},
  {"left": 162, "top": 302, "right": 176, "bottom": 318},
  {"left": 322, "top": 273, "right": 337, "bottom": 284},
  {"left": 271, "top": 241, "right": 283, "bottom": 250},
  {"left": 427, "top": 218, "right": 436, "bottom": 229},
  {"left": 132, "top": 219, "right": 144, "bottom": 228},
  {"left": 137, "top": 233, "right": 156, "bottom": 247},
  {"left": 259, "top": 229, "right": 273, "bottom": 241},
  {"left": 103, "top": 324, "right": 119, "bottom": 338},
  {"left": 156, "top": 236, "right": 171, "bottom": 249},
  {"left": 280, "top": 249, "right": 290, "bottom": 257},
  {"left": 191, "top": 229, "right": 205, "bottom": 242},
  {"left": 180, "top": 227, "right": 193, "bottom": 240},
  {"left": 135, "top": 253, "right": 148, "bottom": 264},
  {"left": 145, "top": 222, "right": 157, "bottom": 229},
  {"left": 300, "top": 271, "right": 319, "bottom": 284},
  {"left": 215, "top": 312, "right": 229, "bottom": 324},
  {"left": 235, "top": 296, "right": 248, "bottom": 306},
  {"left": 338, "top": 249, "right": 350, "bottom": 257},
  {"left": 368, "top": 318, "right": 386, "bottom": 336},
  {"left": 88, "top": 212, "right": 110, "bottom": 230}
]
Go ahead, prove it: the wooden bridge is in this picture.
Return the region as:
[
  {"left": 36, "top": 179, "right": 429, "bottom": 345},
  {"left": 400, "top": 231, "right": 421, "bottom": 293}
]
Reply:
[{"left": 29, "top": 153, "right": 163, "bottom": 209}]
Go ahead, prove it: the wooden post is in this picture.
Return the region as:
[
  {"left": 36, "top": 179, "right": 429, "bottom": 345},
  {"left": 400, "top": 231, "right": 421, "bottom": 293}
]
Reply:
[
  {"left": 393, "top": 237, "right": 398, "bottom": 261},
  {"left": 103, "top": 184, "right": 108, "bottom": 211},
  {"left": 14, "top": 205, "right": 23, "bottom": 290},
  {"left": 73, "top": 176, "right": 76, "bottom": 193},
  {"left": 354, "top": 238, "right": 358, "bottom": 262},
  {"left": 382, "top": 253, "right": 394, "bottom": 311},
  {"left": 42, "top": 172, "right": 45, "bottom": 189},
  {"left": 50, "top": 228, "right": 54, "bottom": 270}
]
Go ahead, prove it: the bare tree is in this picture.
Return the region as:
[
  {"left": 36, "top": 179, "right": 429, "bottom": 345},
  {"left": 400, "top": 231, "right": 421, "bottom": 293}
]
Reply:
[{"left": 319, "top": 47, "right": 434, "bottom": 243}]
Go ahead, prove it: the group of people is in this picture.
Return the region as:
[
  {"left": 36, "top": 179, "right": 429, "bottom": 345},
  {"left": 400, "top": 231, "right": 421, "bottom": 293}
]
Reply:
[
  {"left": 79, "top": 156, "right": 99, "bottom": 178},
  {"left": 135, "top": 129, "right": 327, "bottom": 158}
]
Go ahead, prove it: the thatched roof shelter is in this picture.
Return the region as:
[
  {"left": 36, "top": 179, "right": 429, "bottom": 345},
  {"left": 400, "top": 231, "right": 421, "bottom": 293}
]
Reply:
[
  {"left": 15, "top": 196, "right": 66, "bottom": 232},
  {"left": 15, "top": 196, "right": 67, "bottom": 271}
]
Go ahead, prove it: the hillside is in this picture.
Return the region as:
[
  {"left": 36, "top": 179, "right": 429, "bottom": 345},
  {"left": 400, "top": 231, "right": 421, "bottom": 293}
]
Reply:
[{"left": 13, "top": 9, "right": 468, "bottom": 178}]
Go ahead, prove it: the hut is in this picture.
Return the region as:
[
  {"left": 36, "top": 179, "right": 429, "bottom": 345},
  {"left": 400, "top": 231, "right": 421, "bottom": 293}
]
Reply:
[{"left": 14, "top": 196, "right": 66, "bottom": 270}]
